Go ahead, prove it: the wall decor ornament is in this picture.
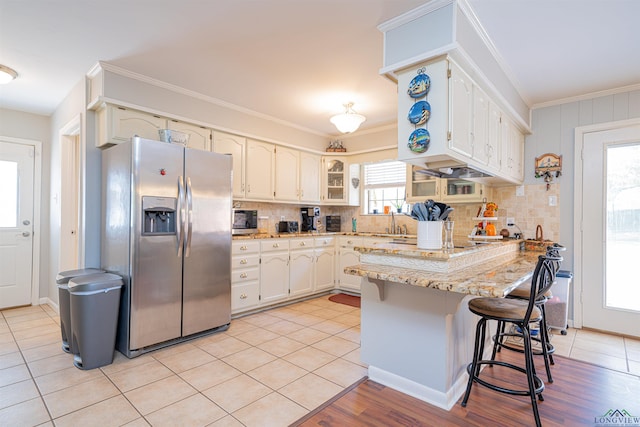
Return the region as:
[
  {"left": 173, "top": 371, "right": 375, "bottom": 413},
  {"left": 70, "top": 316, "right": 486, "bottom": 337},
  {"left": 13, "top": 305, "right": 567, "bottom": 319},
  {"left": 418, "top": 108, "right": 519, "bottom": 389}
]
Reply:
[
  {"left": 406, "top": 66, "right": 432, "bottom": 154},
  {"left": 535, "top": 153, "right": 562, "bottom": 190},
  {"left": 407, "top": 68, "right": 430, "bottom": 98}
]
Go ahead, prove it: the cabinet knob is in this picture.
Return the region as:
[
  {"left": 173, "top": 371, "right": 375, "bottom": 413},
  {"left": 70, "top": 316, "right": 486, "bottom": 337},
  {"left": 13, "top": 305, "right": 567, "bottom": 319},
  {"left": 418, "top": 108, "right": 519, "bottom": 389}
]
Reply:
[
  {"left": 240, "top": 273, "right": 248, "bottom": 278},
  {"left": 240, "top": 245, "right": 247, "bottom": 251},
  {"left": 299, "top": 242, "right": 306, "bottom": 246},
  {"left": 240, "top": 259, "right": 248, "bottom": 264},
  {"left": 240, "top": 293, "right": 248, "bottom": 299},
  {"left": 273, "top": 243, "right": 279, "bottom": 248},
  {"left": 347, "top": 240, "right": 353, "bottom": 244}
]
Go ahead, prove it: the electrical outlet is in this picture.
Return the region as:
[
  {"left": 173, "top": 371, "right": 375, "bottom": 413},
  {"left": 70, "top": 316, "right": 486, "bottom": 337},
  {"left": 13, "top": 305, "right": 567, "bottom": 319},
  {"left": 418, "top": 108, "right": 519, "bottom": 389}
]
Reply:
[
  {"left": 280, "top": 216, "right": 285, "bottom": 221},
  {"left": 506, "top": 217, "right": 515, "bottom": 227},
  {"left": 549, "top": 195, "right": 557, "bottom": 206},
  {"left": 516, "top": 185, "right": 525, "bottom": 197}
]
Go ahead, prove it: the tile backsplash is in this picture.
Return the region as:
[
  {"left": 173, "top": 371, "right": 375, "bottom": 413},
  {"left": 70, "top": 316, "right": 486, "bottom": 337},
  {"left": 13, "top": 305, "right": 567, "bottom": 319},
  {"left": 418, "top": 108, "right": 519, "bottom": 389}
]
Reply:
[{"left": 233, "top": 182, "right": 560, "bottom": 243}]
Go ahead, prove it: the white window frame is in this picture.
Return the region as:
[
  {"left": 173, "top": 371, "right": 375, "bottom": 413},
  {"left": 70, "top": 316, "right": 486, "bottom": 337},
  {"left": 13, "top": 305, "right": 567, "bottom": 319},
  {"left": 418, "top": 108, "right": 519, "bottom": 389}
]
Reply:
[{"left": 363, "top": 160, "right": 407, "bottom": 215}]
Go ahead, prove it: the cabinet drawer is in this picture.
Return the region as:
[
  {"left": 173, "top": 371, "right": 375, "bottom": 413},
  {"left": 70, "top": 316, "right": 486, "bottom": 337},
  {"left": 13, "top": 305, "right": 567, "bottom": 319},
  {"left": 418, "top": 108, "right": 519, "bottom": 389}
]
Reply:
[
  {"left": 338, "top": 236, "right": 363, "bottom": 248},
  {"left": 231, "top": 282, "right": 259, "bottom": 311},
  {"left": 290, "top": 238, "right": 314, "bottom": 250},
  {"left": 362, "top": 236, "right": 393, "bottom": 246},
  {"left": 232, "top": 267, "right": 259, "bottom": 283},
  {"left": 315, "top": 236, "right": 335, "bottom": 248},
  {"left": 260, "top": 239, "right": 290, "bottom": 252},
  {"left": 232, "top": 254, "right": 259, "bottom": 269},
  {"left": 232, "top": 240, "right": 260, "bottom": 255}
]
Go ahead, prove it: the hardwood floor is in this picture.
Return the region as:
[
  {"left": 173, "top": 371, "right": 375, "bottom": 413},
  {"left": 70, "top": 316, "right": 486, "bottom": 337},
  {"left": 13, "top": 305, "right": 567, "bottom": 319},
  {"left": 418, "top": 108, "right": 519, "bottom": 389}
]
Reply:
[{"left": 292, "top": 350, "right": 640, "bottom": 426}]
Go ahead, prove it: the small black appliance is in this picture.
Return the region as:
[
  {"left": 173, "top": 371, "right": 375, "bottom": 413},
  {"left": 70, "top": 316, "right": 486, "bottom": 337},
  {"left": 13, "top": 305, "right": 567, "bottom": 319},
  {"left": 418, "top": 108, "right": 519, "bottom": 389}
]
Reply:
[
  {"left": 278, "top": 221, "right": 299, "bottom": 233},
  {"left": 300, "top": 207, "right": 320, "bottom": 232},
  {"left": 325, "top": 215, "right": 341, "bottom": 232}
]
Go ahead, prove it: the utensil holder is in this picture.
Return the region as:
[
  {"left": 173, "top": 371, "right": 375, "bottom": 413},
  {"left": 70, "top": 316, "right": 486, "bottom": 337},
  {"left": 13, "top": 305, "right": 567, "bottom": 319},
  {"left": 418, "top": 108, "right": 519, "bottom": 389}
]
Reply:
[{"left": 417, "top": 221, "right": 443, "bottom": 250}]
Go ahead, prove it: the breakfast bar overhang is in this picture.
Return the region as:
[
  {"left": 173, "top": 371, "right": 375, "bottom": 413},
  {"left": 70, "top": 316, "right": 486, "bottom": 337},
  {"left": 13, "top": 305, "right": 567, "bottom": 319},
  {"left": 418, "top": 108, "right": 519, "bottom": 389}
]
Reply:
[{"left": 345, "top": 240, "right": 539, "bottom": 410}]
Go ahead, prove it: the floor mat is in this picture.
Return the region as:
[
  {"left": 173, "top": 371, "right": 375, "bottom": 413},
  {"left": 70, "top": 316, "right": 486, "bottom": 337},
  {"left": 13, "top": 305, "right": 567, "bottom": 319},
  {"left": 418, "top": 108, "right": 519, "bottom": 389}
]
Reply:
[{"left": 328, "top": 293, "right": 361, "bottom": 308}]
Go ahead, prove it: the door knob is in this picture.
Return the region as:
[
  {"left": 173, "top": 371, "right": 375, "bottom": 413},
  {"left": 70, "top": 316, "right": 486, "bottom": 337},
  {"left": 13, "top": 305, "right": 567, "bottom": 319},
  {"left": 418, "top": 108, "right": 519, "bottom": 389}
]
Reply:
[
  {"left": 23, "top": 220, "right": 31, "bottom": 225},
  {"left": 22, "top": 231, "right": 31, "bottom": 237}
]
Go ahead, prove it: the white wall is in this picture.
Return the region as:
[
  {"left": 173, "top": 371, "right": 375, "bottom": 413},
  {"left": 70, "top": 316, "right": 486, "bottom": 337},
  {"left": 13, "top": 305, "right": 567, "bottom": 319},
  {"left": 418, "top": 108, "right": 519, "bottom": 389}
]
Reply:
[
  {"left": 0, "top": 108, "right": 51, "bottom": 299},
  {"left": 49, "top": 78, "right": 95, "bottom": 305},
  {"left": 526, "top": 89, "right": 640, "bottom": 276}
]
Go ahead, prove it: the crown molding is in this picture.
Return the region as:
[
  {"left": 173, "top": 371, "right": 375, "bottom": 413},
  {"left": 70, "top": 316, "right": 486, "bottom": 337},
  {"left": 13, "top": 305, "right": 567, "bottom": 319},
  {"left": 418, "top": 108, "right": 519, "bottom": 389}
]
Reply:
[
  {"left": 532, "top": 82, "right": 640, "bottom": 110},
  {"left": 95, "top": 61, "right": 330, "bottom": 138}
]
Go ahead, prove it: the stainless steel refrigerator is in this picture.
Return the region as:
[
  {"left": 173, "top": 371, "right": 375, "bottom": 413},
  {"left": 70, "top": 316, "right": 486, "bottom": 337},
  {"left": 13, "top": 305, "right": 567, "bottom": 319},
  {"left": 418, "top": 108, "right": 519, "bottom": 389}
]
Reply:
[{"left": 101, "top": 136, "right": 232, "bottom": 358}]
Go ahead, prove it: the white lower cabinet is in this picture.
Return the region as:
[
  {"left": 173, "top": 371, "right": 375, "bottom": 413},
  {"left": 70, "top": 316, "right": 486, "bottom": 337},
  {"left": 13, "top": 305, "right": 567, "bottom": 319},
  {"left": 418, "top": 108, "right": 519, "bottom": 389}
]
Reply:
[
  {"left": 337, "top": 236, "right": 363, "bottom": 291},
  {"left": 259, "top": 239, "right": 290, "bottom": 304},
  {"left": 231, "top": 241, "right": 260, "bottom": 314},
  {"left": 289, "top": 238, "right": 315, "bottom": 298},
  {"left": 314, "top": 237, "right": 335, "bottom": 291}
]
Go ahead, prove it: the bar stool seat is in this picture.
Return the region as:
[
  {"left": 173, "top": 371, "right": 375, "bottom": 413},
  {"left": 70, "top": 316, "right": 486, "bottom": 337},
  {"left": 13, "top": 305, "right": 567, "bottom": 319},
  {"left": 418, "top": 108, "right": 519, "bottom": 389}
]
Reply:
[
  {"left": 469, "top": 297, "right": 541, "bottom": 321},
  {"left": 461, "top": 254, "right": 560, "bottom": 427}
]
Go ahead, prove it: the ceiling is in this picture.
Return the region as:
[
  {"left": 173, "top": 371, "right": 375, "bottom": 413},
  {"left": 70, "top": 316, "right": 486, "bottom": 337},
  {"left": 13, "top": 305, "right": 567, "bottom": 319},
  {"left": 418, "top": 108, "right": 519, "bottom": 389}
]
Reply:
[{"left": 1, "top": 0, "right": 639, "bottom": 136}]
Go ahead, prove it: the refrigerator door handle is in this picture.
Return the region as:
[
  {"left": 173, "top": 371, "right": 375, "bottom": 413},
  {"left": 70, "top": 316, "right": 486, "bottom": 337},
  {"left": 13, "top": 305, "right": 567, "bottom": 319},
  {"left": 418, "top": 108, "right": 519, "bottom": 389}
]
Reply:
[
  {"left": 185, "top": 176, "right": 194, "bottom": 257},
  {"left": 177, "top": 176, "right": 186, "bottom": 256}
]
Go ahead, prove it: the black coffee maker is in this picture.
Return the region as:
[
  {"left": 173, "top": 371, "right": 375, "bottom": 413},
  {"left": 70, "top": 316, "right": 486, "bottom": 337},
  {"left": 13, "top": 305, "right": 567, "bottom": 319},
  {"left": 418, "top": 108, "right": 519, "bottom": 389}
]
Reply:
[{"left": 301, "top": 207, "right": 320, "bottom": 232}]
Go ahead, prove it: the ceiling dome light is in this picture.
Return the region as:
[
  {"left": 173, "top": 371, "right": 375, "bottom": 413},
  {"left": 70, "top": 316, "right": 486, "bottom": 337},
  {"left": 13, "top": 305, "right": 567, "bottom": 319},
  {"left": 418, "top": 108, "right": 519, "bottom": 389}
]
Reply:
[
  {"left": 330, "top": 102, "right": 366, "bottom": 133},
  {"left": 0, "top": 64, "right": 18, "bottom": 84}
]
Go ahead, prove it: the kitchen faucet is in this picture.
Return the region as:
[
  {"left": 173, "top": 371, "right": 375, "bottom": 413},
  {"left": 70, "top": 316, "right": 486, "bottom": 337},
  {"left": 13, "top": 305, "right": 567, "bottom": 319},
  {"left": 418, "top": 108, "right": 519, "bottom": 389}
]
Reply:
[{"left": 390, "top": 211, "right": 396, "bottom": 235}]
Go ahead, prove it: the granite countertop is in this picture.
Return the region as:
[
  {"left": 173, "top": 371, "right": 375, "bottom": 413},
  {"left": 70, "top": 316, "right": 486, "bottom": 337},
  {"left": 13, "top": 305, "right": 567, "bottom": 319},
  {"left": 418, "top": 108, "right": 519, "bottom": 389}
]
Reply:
[
  {"left": 232, "top": 231, "right": 416, "bottom": 240},
  {"left": 344, "top": 252, "right": 541, "bottom": 298},
  {"left": 353, "top": 239, "right": 521, "bottom": 261}
]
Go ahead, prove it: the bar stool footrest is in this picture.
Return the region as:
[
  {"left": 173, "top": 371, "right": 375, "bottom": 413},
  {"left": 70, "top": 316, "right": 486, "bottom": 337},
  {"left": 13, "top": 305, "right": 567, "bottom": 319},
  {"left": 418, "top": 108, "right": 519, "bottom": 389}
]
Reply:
[{"left": 467, "top": 360, "right": 545, "bottom": 397}]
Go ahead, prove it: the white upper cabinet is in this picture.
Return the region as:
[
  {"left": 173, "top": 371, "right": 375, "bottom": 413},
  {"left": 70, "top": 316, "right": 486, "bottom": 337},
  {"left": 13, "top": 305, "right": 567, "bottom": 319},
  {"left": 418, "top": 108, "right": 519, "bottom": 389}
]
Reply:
[
  {"left": 299, "top": 152, "right": 321, "bottom": 203},
  {"left": 322, "top": 157, "right": 347, "bottom": 204},
  {"left": 167, "top": 120, "right": 211, "bottom": 151},
  {"left": 406, "top": 165, "right": 439, "bottom": 202},
  {"left": 245, "top": 139, "right": 274, "bottom": 200},
  {"left": 471, "top": 86, "right": 490, "bottom": 165},
  {"left": 449, "top": 63, "right": 474, "bottom": 158},
  {"left": 96, "top": 105, "right": 166, "bottom": 147},
  {"left": 501, "top": 117, "right": 524, "bottom": 181},
  {"left": 212, "top": 131, "right": 245, "bottom": 199},
  {"left": 396, "top": 57, "right": 525, "bottom": 185},
  {"left": 487, "top": 101, "right": 502, "bottom": 171},
  {"left": 274, "top": 146, "right": 300, "bottom": 202}
]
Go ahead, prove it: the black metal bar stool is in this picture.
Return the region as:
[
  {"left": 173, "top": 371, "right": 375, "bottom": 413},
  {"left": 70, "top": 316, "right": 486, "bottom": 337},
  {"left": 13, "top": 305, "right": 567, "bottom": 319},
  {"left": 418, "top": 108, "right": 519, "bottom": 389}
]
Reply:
[
  {"left": 492, "top": 244, "right": 565, "bottom": 383},
  {"left": 461, "top": 254, "right": 560, "bottom": 427}
]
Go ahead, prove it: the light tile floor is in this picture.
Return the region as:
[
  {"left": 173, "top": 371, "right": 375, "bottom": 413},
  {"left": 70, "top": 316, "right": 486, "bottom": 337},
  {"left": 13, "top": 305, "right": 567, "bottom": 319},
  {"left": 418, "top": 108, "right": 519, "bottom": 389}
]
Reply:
[
  {"left": 2, "top": 296, "right": 639, "bottom": 426},
  {"left": 0, "top": 295, "right": 365, "bottom": 426}
]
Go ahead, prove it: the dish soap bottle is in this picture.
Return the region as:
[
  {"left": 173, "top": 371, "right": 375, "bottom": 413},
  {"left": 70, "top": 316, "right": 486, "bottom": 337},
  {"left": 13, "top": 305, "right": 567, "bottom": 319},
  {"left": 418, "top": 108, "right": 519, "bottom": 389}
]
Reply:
[{"left": 352, "top": 218, "right": 357, "bottom": 232}]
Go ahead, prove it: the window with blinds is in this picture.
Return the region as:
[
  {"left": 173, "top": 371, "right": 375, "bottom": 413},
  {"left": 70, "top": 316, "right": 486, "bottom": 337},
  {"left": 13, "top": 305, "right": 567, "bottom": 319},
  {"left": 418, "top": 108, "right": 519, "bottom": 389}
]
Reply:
[{"left": 363, "top": 160, "right": 407, "bottom": 214}]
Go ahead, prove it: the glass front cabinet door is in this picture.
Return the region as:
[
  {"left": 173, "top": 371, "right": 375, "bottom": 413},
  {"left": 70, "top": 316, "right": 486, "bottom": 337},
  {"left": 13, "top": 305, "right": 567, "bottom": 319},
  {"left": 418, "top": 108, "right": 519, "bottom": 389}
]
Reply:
[
  {"left": 323, "top": 157, "right": 346, "bottom": 203},
  {"left": 440, "top": 178, "right": 485, "bottom": 202},
  {"left": 406, "top": 165, "right": 439, "bottom": 202}
]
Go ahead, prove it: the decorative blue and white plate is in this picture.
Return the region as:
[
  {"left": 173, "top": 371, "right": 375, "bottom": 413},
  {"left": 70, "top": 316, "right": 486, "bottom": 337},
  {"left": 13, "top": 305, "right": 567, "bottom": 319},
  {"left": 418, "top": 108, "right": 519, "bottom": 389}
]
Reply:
[
  {"left": 407, "top": 101, "right": 431, "bottom": 125},
  {"left": 407, "top": 72, "right": 430, "bottom": 99},
  {"left": 408, "top": 128, "right": 430, "bottom": 153}
]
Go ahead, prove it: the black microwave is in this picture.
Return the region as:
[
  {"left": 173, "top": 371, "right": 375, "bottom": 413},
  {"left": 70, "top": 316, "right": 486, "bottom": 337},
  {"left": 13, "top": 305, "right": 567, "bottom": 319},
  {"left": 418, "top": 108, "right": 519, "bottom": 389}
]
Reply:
[{"left": 232, "top": 210, "right": 258, "bottom": 235}]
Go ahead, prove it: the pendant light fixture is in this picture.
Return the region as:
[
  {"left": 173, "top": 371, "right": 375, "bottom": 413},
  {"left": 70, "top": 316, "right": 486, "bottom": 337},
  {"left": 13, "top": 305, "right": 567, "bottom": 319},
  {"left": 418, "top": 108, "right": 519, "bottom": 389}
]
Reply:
[
  {"left": 0, "top": 65, "right": 18, "bottom": 84},
  {"left": 330, "top": 102, "right": 366, "bottom": 133}
]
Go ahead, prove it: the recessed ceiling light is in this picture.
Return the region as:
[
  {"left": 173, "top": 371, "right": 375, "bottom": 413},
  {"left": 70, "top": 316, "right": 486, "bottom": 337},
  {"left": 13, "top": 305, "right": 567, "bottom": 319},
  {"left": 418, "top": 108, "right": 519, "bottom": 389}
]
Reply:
[{"left": 0, "top": 65, "right": 18, "bottom": 84}]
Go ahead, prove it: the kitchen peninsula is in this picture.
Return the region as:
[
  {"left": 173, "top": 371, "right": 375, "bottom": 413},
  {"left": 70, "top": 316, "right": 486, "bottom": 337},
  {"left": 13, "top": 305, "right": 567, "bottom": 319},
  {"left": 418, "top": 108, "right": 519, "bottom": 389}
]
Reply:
[{"left": 345, "top": 239, "right": 539, "bottom": 410}]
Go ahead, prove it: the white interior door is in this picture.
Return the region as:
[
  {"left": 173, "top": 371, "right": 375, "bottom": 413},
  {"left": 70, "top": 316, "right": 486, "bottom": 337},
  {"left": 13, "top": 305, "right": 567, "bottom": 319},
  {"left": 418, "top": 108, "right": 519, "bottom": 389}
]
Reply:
[
  {"left": 581, "top": 123, "right": 640, "bottom": 337},
  {"left": 0, "top": 140, "right": 35, "bottom": 309},
  {"left": 59, "top": 134, "right": 80, "bottom": 271}
]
